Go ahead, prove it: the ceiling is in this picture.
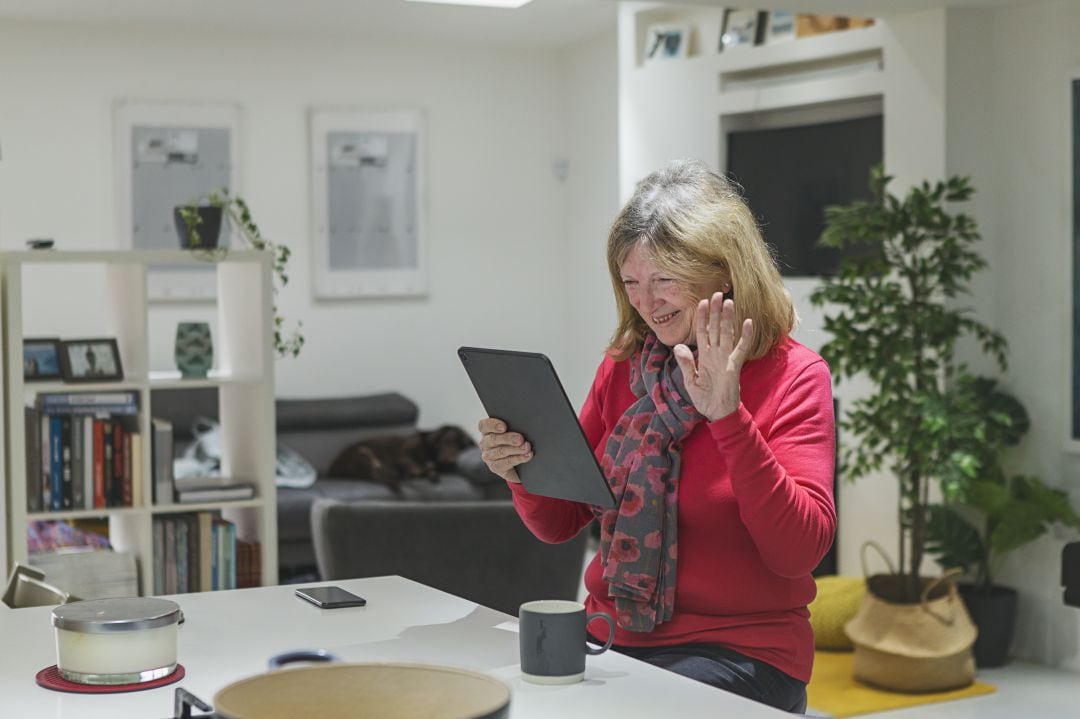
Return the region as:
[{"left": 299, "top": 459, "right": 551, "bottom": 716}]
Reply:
[{"left": 0, "top": 0, "right": 1049, "bottom": 48}]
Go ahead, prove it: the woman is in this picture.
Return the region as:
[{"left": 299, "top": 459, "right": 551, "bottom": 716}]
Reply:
[{"left": 478, "top": 159, "right": 835, "bottom": 713}]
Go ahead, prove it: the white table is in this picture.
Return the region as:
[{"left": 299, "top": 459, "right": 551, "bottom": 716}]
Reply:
[{"left": 0, "top": 576, "right": 788, "bottom": 718}]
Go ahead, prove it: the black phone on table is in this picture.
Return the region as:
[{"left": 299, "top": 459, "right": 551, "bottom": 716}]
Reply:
[{"left": 295, "top": 586, "right": 367, "bottom": 608}]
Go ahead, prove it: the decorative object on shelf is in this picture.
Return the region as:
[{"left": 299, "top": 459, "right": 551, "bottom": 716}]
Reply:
[
  {"left": 57, "top": 338, "right": 123, "bottom": 383},
  {"left": 174, "top": 322, "right": 213, "bottom": 379},
  {"left": 172, "top": 205, "right": 222, "bottom": 250},
  {"left": 309, "top": 107, "right": 428, "bottom": 299},
  {"left": 644, "top": 23, "right": 690, "bottom": 63},
  {"left": 719, "top": 9, "right": 764, "bottom": 51},
  {"left": 175, "top": 188, "right": 304, "bottom": 358},
  {"left": 23, "top": 337, "right": 62, "bottom": 382},
  {"left": 763, "top": 11, "right": 796, "bottom": 45},
  {"left": 113, "top": 99, "right": 240, "bottom": 301},
  {"left": 796, "top": 14, "right": 874, "bottom": 38},
  {"left": 26, "top": 237, "right": 55, "bottom": 250}
]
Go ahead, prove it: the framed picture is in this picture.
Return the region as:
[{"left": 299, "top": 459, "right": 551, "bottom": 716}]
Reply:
[
  {"left": 58, "top": 339, "right": 124, "bottom": 383},
  {"left": 720, "top": 9, "right": 765, "bottom": 51},
  {"left": 764, "top": 11, "right": 797, "bottom": 45},
  {"left": 644, "top": 24, "right": 690, "bottom": 63},
  {"left": 114, "top": 99, "right": 241, "bottom": 301},
  {"left": 309, "top": 107, "right": 427, "bottom": 298},
  {"left": 23, "top": 338, "right": 62, "bottom": 382}
]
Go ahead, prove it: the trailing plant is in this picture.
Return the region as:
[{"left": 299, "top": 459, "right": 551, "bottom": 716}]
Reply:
[
  {"left": 177, "top": 189, "right": 304, "bottom": 358},
  {"left": 810, "top": 166, "right": 1009, "bottom": 601}
]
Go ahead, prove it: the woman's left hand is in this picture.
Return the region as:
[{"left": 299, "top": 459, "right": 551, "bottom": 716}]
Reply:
[{"left": 673, "top": 293, "right": 753, "bottom": 422}]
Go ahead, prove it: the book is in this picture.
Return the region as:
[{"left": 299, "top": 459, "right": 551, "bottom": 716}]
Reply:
[
  {"left": 82, "top": 417, "right": 94, "bottom": 511},
  {"left": 152, "top": 517, "right": 165, "bottom": 595},
  {"left": 60, "top": 416, "right": 72, "bottom": 509},
  {"left": 49, "top": 416, "right": 62, "bottom": 511},
  {"left": 25, "top": 406, "right": 42, "bottom": 513},
  {"left": 130, "top": 433, "right": 143, "bottom": 508},
  {"left": 36, "top": 392, "right": 139, "bottom": 415},
  {"left": 41, "top": 413, "right": 52, "bottom": 511},
  {"left": 197, "top": 512, "right": 214, "bottom": 592},
  {"left": 92, "top": 419, "right": 106, "bottom": 508},
  {"left": 175, "top": 484, "right": 256, "bottom": 504},
  {"left": 175, "top": 519, "right": 189, "bottom": 594},
  {"left": 151, "top": 418, "right": 175, "bottom": 506},
  {"left": 70, "top": 415, "right": 84, "bottom": 509}
]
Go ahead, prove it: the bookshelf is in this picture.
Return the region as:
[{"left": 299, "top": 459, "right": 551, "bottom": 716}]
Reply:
[{"left": 1, "top": 250, "right": 278, "bottom": 595}]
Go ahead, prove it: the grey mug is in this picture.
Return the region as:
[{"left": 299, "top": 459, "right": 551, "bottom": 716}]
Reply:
[{"left": 518, "top": 600, "right": 615, "bottom": 684}]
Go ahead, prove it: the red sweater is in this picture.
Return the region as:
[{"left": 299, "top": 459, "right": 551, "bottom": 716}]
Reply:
[{"left": 509, "top": 337, "right": 836, "bottom": 682}]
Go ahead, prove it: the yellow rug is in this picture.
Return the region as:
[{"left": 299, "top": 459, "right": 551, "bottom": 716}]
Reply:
[{"left": 806, "top": 651, "right": 996, "bottom": 718}]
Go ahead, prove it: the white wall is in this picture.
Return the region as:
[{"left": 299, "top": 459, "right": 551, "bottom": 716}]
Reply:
[
  {"left": 950, "top": 0, "right": 1080, "bottom": 671},
  {"left": 558, "top": 29, "right": 620, "bottom": 412},
  {"left": 0, "top": 20, "right": 586, "bottom": 435}
]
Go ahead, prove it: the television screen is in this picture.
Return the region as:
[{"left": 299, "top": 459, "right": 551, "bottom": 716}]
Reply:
[{"left": 726, "top": 114, "right": 883, "bottom": 276}]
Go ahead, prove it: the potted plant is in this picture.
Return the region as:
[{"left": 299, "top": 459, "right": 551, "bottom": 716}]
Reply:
[
  {"left": 924, "top": 376, "right": 1080, "bottom": 666},
  {"left": 175, "top": 189, "right": 304, "bottom": 358},
  {"left": 811, "top": 166, "right": 1008, "bottom": 602}
]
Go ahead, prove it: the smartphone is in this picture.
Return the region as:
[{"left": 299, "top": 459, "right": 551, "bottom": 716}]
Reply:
[{"left": 295, "top": 585, "right": 368, "bottom": 609}]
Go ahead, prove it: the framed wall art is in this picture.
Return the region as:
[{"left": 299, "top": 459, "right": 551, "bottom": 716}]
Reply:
[
  {"left": 114, "top": 99, "right": 241, "bottom": 300},
  {"left": 644, "top": 24, "right": 690, "bottom": 63},
  {"left": 308, "top": 107, "right": 427, "bottom": 299}
]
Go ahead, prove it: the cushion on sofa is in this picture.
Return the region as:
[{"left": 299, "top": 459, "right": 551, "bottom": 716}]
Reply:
[{"left": 809, "top": 575, "right": 866, "bottom": 650}]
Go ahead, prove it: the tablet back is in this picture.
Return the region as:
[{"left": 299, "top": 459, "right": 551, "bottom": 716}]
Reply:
[{"left": 458, "top": 347, "right": 615, "bottom": 509}]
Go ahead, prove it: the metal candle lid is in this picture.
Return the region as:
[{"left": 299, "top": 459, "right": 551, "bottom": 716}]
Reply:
[{"left": 52, "top": 598, "right": 181, "bottom": 634}]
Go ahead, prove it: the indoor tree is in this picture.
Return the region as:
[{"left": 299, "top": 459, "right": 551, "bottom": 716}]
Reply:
[{"left": 810, "top": 166, "right": 1007, "bottom": 602}]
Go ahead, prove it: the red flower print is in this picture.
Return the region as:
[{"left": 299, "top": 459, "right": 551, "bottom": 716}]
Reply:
[
  {"left": 643, "top": 530, "right": 662, "bottom": 549},
  {"left": 620, "top": 484, "right": 644, "bottom": 516},
  {"left": 645, "top": 464, "right": 668, "bottom": 494},
  {"left": 621, "top": 572, "right": 657, "bottom": 595},
  {"left": 610, "top": 531, "right": 641, "bottom": 563}
]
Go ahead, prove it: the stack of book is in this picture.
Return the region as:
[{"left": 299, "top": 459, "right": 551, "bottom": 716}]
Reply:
[
  {"left": 174, "top": 475, "right": 256, "bottom": 504},
  {"left": 152, "top": 513, "right": 257, "bottom": 593},
  {"left": 24, "top": 392, "right": 141, "bottom": 512}
]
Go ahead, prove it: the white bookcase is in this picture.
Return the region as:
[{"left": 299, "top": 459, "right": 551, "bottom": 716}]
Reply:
[{"left": 1, "top": 250, "right": 278, "bottom": 595}]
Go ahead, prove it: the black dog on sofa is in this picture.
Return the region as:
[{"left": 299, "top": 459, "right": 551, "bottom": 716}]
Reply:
[{"left": 327, "top": 425, "right": 476, "bottom": 492}]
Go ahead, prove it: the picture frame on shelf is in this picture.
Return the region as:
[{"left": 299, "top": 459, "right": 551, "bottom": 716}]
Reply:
[
  {"left": 764, "top": 11, "right": 797, "bottom": 44},
  {"left": 644, "top": 23, "right": 690, "bottom": 63},
  {"left": 113, "top": 98, "right": 242, "bottom": 301},
  {"left": 720, "top": 9, "right": 765, "bottom": 51},
  {"left": 308, "top": 107, "right": 427, "bottom": 299},
  {"left": 58, "top": 338, "right": 124, "bottom": 383},
  {"left": 23, "top": 338, "right": 62, "bottom": 382}
]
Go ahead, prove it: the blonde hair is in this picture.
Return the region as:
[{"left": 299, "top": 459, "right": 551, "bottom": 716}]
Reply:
[{"left": 607, "top": 158, "right": 796, "bottom": 361}]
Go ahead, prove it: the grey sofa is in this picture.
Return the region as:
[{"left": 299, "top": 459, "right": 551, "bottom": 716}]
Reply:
[{"left": 151, "top": 388, "right": 509, "bottom": 581}]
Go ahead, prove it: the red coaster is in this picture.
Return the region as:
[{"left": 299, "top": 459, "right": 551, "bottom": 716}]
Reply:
[{"left": 36, "top": 663, "right": 185, "bottom": 694}]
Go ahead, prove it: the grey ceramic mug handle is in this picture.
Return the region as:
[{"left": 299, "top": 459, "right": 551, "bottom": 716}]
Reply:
[
  {"left": 585, "top": 612, "right": 615, "bottom": 655},
  {"left": 267, "top": 649, "right": 340, "bottom": 669}
]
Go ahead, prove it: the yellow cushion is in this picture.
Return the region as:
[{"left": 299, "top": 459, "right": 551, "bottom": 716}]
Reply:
[{"left": 809, "top": 575, "right": 865, "bottom": 650}]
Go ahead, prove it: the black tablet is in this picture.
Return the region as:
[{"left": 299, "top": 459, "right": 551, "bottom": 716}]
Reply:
[{"left": 458, "top": 347, "right": 616, "bottom": 509}]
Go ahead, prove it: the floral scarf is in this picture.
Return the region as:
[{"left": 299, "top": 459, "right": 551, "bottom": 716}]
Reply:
[{"left": 596, "top": 333, "right": 703, "bottom": 632}]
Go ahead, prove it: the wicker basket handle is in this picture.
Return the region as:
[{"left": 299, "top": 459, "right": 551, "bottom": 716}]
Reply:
[
  {"left": 919, "top": 568, "right": 963, "bottom": 624},
  {"left": 859, "top": 540, "right": 897, "bottom": 578}
]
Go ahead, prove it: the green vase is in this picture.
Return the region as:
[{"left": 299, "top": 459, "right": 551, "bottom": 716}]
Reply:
[{"left": 175, "top": 322, "right": 213, "bottom": 379}]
